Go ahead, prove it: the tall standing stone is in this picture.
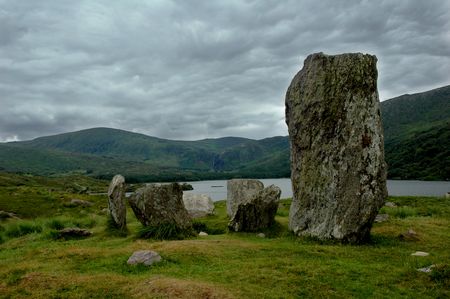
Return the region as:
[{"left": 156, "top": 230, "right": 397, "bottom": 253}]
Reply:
[
  {"left": 107, "top": 174, "right": 127, "bottom": 230},
  {"left": 285, "top": 52, "right": 387, "bottom": 243}
]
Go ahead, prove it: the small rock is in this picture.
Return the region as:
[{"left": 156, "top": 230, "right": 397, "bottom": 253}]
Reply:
[
  {"left": 198, "top": 231, "right": 208, "bottom": 236},
  {"left": 127, "top": 250, "right": 162, "bottom": 266},
  {"left": 399, "top": 229, "right": 419, "bottom": 241},
  {"left": 384, "top": 202, "right": 397, "bottom": 208},
  {"left": 70, "top": 199, "right": 93, "bottom": 207},
  {"left": 411, "top": 251, "right": 429, "bottom": 257},
  {"left": 375, "top": 214, "right": 389, "bottom": 223},
  {"left": 57, "top": 227, "right": 92, "bottom": 239},
  {"left": 257, "top": 233, "right": 266, "bottom": 238},
  {"left": 417, "top": 265, "right": 435, "bottom": 273}
]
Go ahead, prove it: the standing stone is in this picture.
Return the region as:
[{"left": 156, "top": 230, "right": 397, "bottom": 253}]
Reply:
[
  {"left": 227, "top": 179, "right": 264, "bottom": 217},
  {"left": 107, "top": 174, "right": 127, "bottom": 230},
  {"left": 129, "top": 183, "right": 192, "bottom": 230},
  {"left": 285, "top": 52, "right": 387, "bottom": 243},
  {"left": 182, "top": 193, "right": 215, "bottom": 218},
  {"left": 229, "top": 185, "right": 281, "bottom": 232}
]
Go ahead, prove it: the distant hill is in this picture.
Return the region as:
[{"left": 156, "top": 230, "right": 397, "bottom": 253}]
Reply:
[
  {"left": 2, "top": 128, "right": 289, "bottom": 182},
  {"left": 1, "top": 85, "right": 448, "bottom": 181},
  {"left": 381, "top": 85, "right": 450, "bottom": 180}
]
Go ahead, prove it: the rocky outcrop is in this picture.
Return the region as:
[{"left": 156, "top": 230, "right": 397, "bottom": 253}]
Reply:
[
  {"left": 228, "top": 185, "right": 281, "bottom": 232},
  {"left": 107, "top": 175, "right": 127, "bottom": 230},
  {"left": 182, "top": 193, "right": 215, "bottom": 218},
  {"left": 129, "top": 183, "right": 192, "bottom": 230},
  {"left": 227, "top": 179, "right": 264, "bottom": 217},
  {"left": 285, "top": 52, "right": 387, "bottom": 243}
]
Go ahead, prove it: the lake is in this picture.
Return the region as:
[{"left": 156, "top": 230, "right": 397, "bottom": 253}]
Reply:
[{"left": 183, "top": 178, "right": 450, "bottom": 201}]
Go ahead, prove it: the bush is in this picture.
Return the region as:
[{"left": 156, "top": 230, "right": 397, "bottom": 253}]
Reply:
[{"left": 137, "top": 223, "right": 195, "bottom": 240}]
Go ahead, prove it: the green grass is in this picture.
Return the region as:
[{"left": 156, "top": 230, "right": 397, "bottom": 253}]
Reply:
[{"left": 0, "top": 174, "right": 449, "bottom": 298}]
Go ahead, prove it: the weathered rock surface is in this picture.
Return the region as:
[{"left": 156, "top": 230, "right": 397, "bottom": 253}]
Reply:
[
  {"left": 228, "top": 185, "right": 281, "bottom": 232},
  {"left": 198, "top": 231, "right": 208, "bottom": 236},
  {"left": 127, "top": 250, "right": 162, "bottom": 266},
  {"left": 227, "top": 179, "right": 264, "bottom": 217},
  {"left": 285, "top": 52, "right": 387, "bottom": 243},
  {"left": 107, "top": 174, "right": 127, "bottom": 230},
  {"left": 129, "top": 183, "right": 192, "bottom": 230},
  {"left": 183, "top": 193, "right": 215, "bottom": 218}
]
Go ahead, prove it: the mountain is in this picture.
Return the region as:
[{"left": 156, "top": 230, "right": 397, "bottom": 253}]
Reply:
[
  {"left": 1, "top": 85, "right": 448, "bottom": 181},
  {"left": 381, "top": 85, "right": 450, "bottom": 180},
  {"left": 2, "top": 127, "right": 289, "bottom": 181}
]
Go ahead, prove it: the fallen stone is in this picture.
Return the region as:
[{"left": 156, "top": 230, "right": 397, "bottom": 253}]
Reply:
[
  {"left": 107, "top": 174, "right": 127, "bottom": 230},
  {"left": 127, "top": 250, "right": 162, "bottom": 266},
  {"left": 399, "top": 229, "right": 419, "bottom": 241},
  {"left": 417, "top": 265, "right": 435, "bottom": 273},
  {"left": 70, "top": 199, "right": 93, "bottom": 207},
  {"left": 257, "top": 233, "right": 266, "bottom": 238},
  {"left": 285, "top": 52, "right": 387, "bottom": 243},
  {"left": 198, "top": 231, "right": 208, "bottom": 236},
  {"left": 384, "top": 202, "right": 397, "bottom": 208},
  {"left": 375, "top": 214, "right": 389, "bottom": 223},
  {"left": 228, "top": 185, "right": 281, "bottom": 232},
  {"left": 183, "top": 193, "right": 215, "bottom": 218},
  {"left": 57, "top": 227, "right": 92, "bottom": 239},
  {"left": 129, "top": 183, "right": 192, "bottom": 230},
  {"left": 411, "top": 251, "right": 429, "bottom": 257}
]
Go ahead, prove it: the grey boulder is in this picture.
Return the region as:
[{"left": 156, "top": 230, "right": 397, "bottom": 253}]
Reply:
[
  {"left": 127, "top": 250, "right": 162, "bottom": 266},
  {"left": 182, "top": 193, "right": 215, "bottom": 218},
  {"left": 129, "top": 183, "right": 192, "bottom": 230},
  {"left": 228, "top": 185, "right": 281, "bottom": 232},
  {"left": 227, "top": 179, "right": 264, "bottom": 218}
]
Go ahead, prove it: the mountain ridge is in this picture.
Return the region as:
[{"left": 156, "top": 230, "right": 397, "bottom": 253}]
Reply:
[{"left": 1, "top": 85, "right": 449, "bottom": 181}]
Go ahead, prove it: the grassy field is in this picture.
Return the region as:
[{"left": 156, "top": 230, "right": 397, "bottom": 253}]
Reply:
[{"left": 0, "top": 173, "right": 449, "bottom": 298}]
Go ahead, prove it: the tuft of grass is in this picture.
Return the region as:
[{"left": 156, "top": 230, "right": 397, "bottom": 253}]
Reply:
[
  {"left": 431, "top": 264, "right": 450, "bottom": 286},
  {"left": 137, "top": 222, "right": 195, "bottom": 240},
  {"left": 5, "top": 222, "right": 43, "bottom": 238},
  {"left": 46, "top": 218, "right": 66, "bottom": 230},
  {"left": 390, "top": 206, "right": 418, "bottom": 218},
  {"left": 104, "top": 216, "right": 128, "bottom": 237}
]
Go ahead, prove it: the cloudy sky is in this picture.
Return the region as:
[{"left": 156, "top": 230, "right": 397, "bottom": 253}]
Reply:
[{"left": 1, "top": 0, "right": 449, "bottom": 142}]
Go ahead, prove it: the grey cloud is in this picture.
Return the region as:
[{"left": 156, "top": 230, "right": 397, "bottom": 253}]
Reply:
[{"left": 0, "top": 0, "right": 449, "bottom": 142}]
